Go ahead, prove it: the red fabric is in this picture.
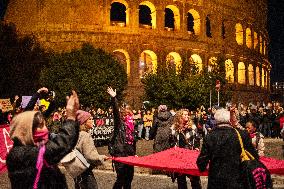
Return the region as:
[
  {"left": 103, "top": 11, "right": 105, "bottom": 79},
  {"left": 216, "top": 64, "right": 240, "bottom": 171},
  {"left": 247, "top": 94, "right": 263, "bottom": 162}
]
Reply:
[
  {"left": 279, "top": 116, "right": 284, "bottom": 129},
  {"left": 260, "top": 156, "right": 284, "bottom": 175},
  {"left": 113, "top": 147, "right": 207, "bottom": 176},
  {"left": 113, "top": 147, "right": 284, "bottom": 176},
  {"left": 0, "top": 124, "right": 13, "bottom": 174}
]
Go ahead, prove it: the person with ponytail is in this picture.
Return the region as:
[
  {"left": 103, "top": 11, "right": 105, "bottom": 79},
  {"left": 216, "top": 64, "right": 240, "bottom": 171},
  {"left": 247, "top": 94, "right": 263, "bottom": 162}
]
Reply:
[{"left": 7, "top": 90, "right": 80, "bottom": 189}]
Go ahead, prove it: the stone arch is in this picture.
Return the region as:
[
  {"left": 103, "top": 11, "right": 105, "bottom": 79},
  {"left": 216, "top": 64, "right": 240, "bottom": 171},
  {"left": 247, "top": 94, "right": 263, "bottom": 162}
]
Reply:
[
  {"left": 206, "top": 15, "right": 212, "bottom": 37},
  {"left": 238, "top": 62, "right": 246, "bottom": 84},
  {"left": 248, "top": 64, "right": 254, "bottom": 86},
  {"left": 139, "top": 50, "right": 158, "bottom": 78},
  {"left": 187, "top": 9, "right": 201, "bottom": 35},
  {"left": 165, "top": 5, "right": 180, "bottom": 31},
  {"left": 208, "top": 56, "right": 218, "bottom": 72},
  {"left": 166, "top": 52, "right": 182, "bottom": 73},
  {"left": 225, "top": 59, "right": 234, "bottom": 83},
  {"left": 139, "top": 1, "right": 157, "bottom": 29},
  {"left": 265, "top": 70, "right": 269, "bottom": 88},
  {"left": 262, "top": 68, "right": 265, "bottom": 87},
  {"left": 110, "top": 1, "right": 129, "bottom": 27},
  {"left": 246, "top": 28, "right": 252, "bottom": 48},
  {"left": 263, "top": 40, "right": 267, "bottom": 55},
  {"left": 256, "top": 66, "right": 260, "bottom": 86},
  {"left": 259, "top": 35, "right": 263, "bottom": 54},
  {"left": 113, "top": 49, "right": 131, "bottom": 76},
  {"left": 221, "top": 20, "right": 226, "bottom": 39},
  {"left": 254, "top": 32, "right": 258, "bottom": 49},
  {"left": 235, "top": 23, "right": 243, "bottom": 45},
  {"left": 190, "top": 54, "right": 203, "bottom": 73}
]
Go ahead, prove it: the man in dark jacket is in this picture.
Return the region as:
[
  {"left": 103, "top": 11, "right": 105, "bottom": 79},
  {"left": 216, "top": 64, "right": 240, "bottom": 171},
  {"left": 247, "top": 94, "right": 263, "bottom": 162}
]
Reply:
[{"left": 197, "top": 108, "right": 258, "bottom": 189}]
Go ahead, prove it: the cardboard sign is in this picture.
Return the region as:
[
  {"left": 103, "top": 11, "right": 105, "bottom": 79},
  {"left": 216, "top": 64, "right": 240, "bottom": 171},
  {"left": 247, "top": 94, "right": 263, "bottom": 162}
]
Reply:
[
  {"left": 0, "top": 99, "right": 13, "bottom": 112},
  {"left": 21, "top": 96, "right": 32, "bottom": 109},
  {"left": 39, "top": 99, "right": 50, "bottom": 109}
]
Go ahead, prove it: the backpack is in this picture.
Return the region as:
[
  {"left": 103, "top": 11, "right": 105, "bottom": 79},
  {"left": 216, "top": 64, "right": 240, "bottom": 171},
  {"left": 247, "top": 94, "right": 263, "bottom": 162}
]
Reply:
[{"left": 241, "top": 159, "right": 273, "bottom": 189}]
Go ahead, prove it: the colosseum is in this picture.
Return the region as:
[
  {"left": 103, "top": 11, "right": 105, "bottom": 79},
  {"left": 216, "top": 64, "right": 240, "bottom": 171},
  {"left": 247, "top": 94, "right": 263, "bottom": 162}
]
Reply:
[{"left": 4, "top": 0, "right": 271, "bottom": 106}]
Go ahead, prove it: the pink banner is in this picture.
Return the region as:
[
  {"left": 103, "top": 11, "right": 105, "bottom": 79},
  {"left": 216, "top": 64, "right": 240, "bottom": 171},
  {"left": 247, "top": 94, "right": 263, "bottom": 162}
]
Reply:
[
  {"left": 113, "top": 147, "right": 284, "bottom": 176},
  {"left": 0, "top": 124, "right": 13, "bottom": 173}
]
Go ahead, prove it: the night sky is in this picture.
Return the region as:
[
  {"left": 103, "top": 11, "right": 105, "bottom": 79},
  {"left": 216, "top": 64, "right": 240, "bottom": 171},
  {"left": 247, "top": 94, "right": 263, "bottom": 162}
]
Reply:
[
  {"left": 268, "top": 0, "right": 284, "bottom": 82},
  {"left": 0, "top": 0, "right": 283, "bottom": 82}
]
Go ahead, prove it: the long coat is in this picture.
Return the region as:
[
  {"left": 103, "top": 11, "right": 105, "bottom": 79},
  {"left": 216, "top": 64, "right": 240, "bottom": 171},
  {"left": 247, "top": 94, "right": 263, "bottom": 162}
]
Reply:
[
  {"left": 197, "top": 125, "right": 258, "bottom": 189},
  {"left": 7, "top": 120, "right": 79, "bottom": 189},
  {"left": 151, "top": 111, "right": 173, "bottom": 153}
]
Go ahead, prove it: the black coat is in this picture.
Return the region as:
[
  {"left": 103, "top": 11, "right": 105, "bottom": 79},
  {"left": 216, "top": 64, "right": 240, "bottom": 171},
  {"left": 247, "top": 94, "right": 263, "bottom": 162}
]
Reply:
[
  {"left": 197, "top": 125, "right": 258, "bottom": 189},
  {"left": 109, "top": 97, "right": 136, "bottom": 157},
  {"left": 151, "top": 111, "right": 173, "bottom": 153},
  {"left": 7, "top": 120, "right": 79, "bottom": 189}
]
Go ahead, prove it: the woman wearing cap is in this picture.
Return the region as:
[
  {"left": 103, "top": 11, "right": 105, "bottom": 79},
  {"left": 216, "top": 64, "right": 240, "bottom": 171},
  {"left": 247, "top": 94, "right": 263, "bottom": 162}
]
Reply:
[
  {"left": 7, "top": 91, "right": 80, "bottom": 189},
  {"left": 73, "top": 110, "right": 107, "bottom": 189}
]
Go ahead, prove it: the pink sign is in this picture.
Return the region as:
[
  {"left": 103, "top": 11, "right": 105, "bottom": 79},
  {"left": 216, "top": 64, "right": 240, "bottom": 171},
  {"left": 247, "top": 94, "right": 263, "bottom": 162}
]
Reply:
[{"left": 0, "top": 124, "right": 13, "bottom": 173}]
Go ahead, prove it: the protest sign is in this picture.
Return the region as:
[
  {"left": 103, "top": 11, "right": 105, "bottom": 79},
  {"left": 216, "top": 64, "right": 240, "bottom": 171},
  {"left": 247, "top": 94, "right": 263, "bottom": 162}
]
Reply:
[{"left": 0, "top": 99, "right": 13, "bottom": 112}]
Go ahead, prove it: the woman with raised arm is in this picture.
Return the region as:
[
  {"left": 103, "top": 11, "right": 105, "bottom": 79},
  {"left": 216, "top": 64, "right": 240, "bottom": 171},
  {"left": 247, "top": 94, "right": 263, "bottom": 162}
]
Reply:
[
  {"left": 107, "top": 87, "right": 136, "bottom": 189},
  {"left": 7, "top": 90, "right": 81, "bottom": 189}
]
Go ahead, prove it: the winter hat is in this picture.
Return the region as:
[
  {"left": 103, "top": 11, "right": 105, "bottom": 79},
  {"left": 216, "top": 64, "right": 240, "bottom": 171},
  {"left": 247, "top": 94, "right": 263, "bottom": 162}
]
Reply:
[
  {"left": 10, "top": 111, "right": 38, "bottom": 145},
  {"left": 158, "top": 105, "right": 167, "bottom": 112},
  {"left": 76, "top": 110, "right": 91, "bottom": 125}
]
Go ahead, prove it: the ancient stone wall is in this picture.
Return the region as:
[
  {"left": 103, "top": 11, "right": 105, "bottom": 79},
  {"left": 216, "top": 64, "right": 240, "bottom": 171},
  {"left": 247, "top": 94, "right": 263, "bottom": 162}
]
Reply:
[{"left": 5, "top": 0, "right": 271, "bottom": 107}]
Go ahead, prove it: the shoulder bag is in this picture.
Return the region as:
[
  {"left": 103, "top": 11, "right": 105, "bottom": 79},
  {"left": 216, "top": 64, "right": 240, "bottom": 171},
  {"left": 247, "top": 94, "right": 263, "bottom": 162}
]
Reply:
[
  {"left": 60, "top": 149, "right": 90, "bottom": 178},
  {"left": 234, "top": 129, "right": 272, "bottom": 189}
]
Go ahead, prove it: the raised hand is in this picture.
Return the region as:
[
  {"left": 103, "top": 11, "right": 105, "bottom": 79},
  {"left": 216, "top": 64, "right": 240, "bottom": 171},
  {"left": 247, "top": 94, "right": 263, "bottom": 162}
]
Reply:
[
  {"left": 107, "top": 87, "right": 116, "bottom": 98},
  {"left": 66, "top": 90, "right": 80, "bottom": 121}
]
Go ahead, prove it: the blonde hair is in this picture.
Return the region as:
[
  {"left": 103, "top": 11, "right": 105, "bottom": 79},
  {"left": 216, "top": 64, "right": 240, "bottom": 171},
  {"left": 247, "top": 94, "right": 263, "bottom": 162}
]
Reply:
[
  {"left": 120, "top": 105, "right": 133, "bottom": 119},
  {"left": 79, "top": 123, "right": 89, "bottom": 132},
  {"left": 172, "top": 109, "right": 193, "bottom": 132}
]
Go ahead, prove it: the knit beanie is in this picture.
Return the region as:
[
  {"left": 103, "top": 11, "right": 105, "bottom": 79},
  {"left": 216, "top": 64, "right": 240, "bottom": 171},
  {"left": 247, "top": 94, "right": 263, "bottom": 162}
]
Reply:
[
  {"left": 158, "top": 105, "right": 167, "bottom": 112},
  {"left": 76, "top": 110, "right": 91, "bottom": 125}
]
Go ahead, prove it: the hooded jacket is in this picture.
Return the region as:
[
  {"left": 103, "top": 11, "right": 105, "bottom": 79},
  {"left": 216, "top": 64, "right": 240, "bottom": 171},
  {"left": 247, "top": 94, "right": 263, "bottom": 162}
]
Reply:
[
  {"left": 7, "top": 111, "right": 79, "bottom": 189},
  {"left": 151, "top": 111, "right": 173, "bottom": 153}
]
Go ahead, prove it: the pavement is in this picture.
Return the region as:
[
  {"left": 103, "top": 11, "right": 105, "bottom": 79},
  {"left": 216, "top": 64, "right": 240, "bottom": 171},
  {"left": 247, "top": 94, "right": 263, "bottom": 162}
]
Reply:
[{"left": 1, "top": 138, "right": 284, "bottom": 188}]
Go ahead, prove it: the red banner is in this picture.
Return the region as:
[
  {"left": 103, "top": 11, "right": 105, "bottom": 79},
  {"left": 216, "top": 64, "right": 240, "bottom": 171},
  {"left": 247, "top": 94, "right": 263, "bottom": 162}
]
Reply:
[
  {"left": 113, "top": 147, "right": 284, "bottom": 176},
  {"left": 113, "top": 147, "right": 207, "bottom": 176},
  {"left": 0, "top": 124, "right": 13, "bottom": 173}
]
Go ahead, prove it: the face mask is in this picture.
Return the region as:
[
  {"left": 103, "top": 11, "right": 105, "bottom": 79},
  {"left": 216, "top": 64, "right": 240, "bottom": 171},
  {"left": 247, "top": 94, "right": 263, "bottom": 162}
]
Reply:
[{"left": 33, "top": 128, "right": 49, "bottom": 144}]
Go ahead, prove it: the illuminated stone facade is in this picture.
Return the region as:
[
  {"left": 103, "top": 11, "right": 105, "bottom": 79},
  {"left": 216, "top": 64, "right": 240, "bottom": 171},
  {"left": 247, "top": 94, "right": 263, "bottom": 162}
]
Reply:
[{"left": 5, "top": 0, "right": 271, "bottom": 106}]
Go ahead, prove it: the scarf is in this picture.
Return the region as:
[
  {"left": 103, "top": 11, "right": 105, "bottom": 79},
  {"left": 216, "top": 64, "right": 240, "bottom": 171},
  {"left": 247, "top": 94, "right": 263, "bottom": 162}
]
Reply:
[
  {"left": 33, "top": 128, "right": 49, "bottom": 144},
  {"left": 249, "top": 132, "right": 256, "bottom": 138},
  {"left": 124, "top": 114, "right": 134, "bottom": 145},
  {"left": 33, "top": 128, "right": 49, "bottom": 189}
]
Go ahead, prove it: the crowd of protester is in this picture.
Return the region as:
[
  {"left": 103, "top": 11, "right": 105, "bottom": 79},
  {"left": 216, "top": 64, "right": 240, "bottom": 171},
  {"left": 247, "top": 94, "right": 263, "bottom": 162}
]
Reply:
[{"left": 0, "top": 86, "right": 283, "bottom": 189}]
